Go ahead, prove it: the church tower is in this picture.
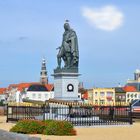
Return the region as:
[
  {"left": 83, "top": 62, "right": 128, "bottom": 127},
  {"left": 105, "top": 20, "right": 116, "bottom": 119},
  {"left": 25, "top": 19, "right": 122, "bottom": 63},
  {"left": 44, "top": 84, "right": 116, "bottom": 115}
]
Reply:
[{"left": 40, "top": 58, "right": 48, "bottom": 84}]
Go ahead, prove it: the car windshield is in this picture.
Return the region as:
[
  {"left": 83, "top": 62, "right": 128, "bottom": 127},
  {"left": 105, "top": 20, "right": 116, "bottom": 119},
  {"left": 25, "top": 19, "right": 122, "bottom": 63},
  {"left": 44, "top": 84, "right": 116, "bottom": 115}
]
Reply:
[
  {"left": 133, "top": 100, "right": 140, "bottom": 107},
  {"left": 131, "top": 99, "right": 139, "bottom": 105}
]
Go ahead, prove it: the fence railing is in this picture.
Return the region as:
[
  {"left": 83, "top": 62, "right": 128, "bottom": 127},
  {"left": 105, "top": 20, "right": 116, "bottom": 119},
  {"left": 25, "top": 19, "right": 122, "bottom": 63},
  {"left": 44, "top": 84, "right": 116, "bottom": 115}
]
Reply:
[{"left": 6, "top": 105, "right": 132, "bottom": 126}]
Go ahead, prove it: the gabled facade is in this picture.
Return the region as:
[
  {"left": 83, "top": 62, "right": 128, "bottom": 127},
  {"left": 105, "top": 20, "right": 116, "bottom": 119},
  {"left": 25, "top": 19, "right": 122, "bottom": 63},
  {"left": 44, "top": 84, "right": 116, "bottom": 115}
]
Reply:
[
  {"left": 0, "top": 88, "right": 7, "bottom": 102},
  {"left": 115, "top": 87, "right": 126, "bottom": 102},
  {"left": 25, "top": 84, "right": 54, "bottom": 101},
  {"left": 126, "top": 69, "right": 140, "bottom": 91},
  {"left": 7, "top": 82, "right": 54, "bottom": 102},
  {"left": 122, "top": 85, "right": 140, "bottom": 103},
  {"left": 126, "top": 92, "right": 140, "bottom": 103},
  {"left": 88, "top": 88, "right": 115, "bottom": 105},
  {"left": 7, "top": 83, "right": 33, "bottom": 102}
]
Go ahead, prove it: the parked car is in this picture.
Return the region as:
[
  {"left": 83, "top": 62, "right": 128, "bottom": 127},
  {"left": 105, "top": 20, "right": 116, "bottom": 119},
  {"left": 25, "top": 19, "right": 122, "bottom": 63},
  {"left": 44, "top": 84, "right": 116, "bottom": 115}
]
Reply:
[
  {"left": 131, "top": 99, "right": 140, "bottom": 118},
  {"left": 131, "top": 99, "right": 140, "bottom": 112}
]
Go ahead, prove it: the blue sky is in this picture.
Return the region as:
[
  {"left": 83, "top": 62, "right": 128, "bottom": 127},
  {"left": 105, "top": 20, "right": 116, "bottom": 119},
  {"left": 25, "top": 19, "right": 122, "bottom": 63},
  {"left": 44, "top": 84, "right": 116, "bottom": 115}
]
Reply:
[{"left": 0, "top": 0, "right": 140, "bottom": 88}]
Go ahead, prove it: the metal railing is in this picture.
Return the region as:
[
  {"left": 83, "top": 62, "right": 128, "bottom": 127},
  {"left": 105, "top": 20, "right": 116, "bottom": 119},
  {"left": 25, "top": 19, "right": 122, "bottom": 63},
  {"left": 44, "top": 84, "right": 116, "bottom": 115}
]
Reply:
[{"left": 6, "top": 104, "right": 132, "bottom": 125}]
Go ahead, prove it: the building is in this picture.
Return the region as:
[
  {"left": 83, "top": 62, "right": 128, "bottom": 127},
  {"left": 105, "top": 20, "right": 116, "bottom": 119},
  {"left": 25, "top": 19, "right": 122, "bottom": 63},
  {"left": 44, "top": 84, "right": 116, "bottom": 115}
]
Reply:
[
  {"left": 78, "top": 84, "right": 87, "bottom": 102},
  {"left": 88, "top": 88, "right": 115, "bottom": 105},
  {"left": 0, "top": 88, "right": 7, "bottom": 102},
  {"left": 7, "top": 83, "right": 33, "bottom": 102},
  {"left": 115, "top": 87, "right": 126, "bottom": 103},
  {"left": 81, "top": 90, "right": 88, "bottom": 103},
  {"left": 40, "top": 58, "right": 48, "bottom": 84},
  {"left": 25, "top": 84, "right": 54, "bottom": 101},
  {"left": 126, "top": 92, "right": 140, "bottom": 103},
  {"left": 124, "top": 85, "right": 140, "bottom": 103},
  {"left": 6, "top": 57, "right": 53, "bottom": 102},
  {"left": 7, "top": 82, "right": 54, "bottom": 102},
  {"left": 7, "top": 84, "right": 18, "bottom": 102},
  {"left": 125, "top": 69, "right": 140, "bottom": 103},
  {"left": 126, "top": 69, "right": 140, "bottom": 91}
]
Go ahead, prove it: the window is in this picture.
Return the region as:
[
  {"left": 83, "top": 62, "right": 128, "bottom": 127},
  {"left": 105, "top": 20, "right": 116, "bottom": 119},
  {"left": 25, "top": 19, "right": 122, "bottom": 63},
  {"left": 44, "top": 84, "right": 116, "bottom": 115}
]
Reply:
[
  {"left": 127, "top": 94, "right": 130, "bottom": 98},
  {"left": 131, "top": 94, "right": 133, "bottom": 98},
  {"left": 135, "top": 94, "right": 137, "bottom": 98},
  {"left": 38, "top": 94, "right": 41, "bottom": 99},
  {"left": 107, "top": 92, "right": 113, "bottom": 97},
  {"left": 100, "top": 100, "right": 105, "bottom": 104},
  {"left": 95, "top": 92, "right": 98, "bottom": 96},
  {"left": 122, "top": 96, "right": 125, "bottom": 99},
  {"left": 32, "top": 93, "right": 36, "bottom": 98},
  {"left": 45, "top": 94, "right": 48, "bottom": 99},
  {"left": 133, "top": 101, "right": 140, "bottom": 106},
  {"left": 100, "top": 92, "right": 105, "bottom": 97},
  {"left": 26, "top": 97, "right": 29, "bottom": 100},
  {"left": 95, "top": 100, "right": 98, "bottom": 104},
  {"left": 119, "top": 95, "right": 121, "bottom": 99}
]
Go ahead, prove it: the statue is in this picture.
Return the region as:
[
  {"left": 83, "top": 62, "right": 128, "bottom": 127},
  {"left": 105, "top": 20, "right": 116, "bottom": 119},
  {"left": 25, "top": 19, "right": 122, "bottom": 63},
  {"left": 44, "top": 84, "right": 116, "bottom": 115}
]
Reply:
[{"left": 56, "top": 21, "right": 79, "bottom": 70}]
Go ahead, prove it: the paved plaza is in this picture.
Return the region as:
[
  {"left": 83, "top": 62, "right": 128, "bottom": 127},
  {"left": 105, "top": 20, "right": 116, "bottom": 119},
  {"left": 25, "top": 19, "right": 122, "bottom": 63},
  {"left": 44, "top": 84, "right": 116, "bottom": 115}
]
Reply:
[{"left": 0, "top": 116, "right": 140, "bottom": 140}]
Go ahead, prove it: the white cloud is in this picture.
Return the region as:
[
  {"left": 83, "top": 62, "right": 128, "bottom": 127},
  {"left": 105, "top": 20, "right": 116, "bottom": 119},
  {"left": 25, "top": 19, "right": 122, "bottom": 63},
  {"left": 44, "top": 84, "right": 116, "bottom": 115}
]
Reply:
[{"left": 82, "top": 5, "right": 124, "bottom": 31}]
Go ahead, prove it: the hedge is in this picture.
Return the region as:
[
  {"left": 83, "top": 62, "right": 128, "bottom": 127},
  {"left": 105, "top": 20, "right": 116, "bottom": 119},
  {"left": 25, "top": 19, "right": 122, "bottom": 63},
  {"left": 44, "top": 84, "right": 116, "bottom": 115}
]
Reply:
[
  {"left": 10, "top": 120, "right": 47, "bottom": 134},
  {"left": 10, "top": 119, "right": 76, "bottom": 136},
  {"left": 43, "top": 120, "right": 76, "bottom": 136}
]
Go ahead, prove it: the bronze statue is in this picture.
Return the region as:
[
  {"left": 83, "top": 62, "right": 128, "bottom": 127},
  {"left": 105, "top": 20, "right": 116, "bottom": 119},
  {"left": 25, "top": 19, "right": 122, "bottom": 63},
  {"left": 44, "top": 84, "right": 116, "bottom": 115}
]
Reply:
[{"left": 57, "top": 21, "right": 79, "bottom": 69}]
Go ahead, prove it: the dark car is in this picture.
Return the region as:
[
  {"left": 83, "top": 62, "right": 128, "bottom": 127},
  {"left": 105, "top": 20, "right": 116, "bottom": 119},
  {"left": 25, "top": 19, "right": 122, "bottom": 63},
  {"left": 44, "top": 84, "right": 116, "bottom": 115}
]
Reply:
[{"left": 131, "top": 99, "right": 140, "bottom": 118}]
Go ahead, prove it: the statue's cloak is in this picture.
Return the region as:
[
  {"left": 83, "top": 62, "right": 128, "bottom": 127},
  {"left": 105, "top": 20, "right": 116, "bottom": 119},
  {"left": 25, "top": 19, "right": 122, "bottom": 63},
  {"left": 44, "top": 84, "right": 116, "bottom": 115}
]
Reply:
[{"left": 63, "top": 29, "right": 79, "bottom": 59}]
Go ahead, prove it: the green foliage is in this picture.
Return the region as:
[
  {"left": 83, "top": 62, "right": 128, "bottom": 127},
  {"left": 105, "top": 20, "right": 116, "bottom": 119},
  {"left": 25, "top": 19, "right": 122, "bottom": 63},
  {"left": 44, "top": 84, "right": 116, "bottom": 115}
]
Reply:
[
  {"left": 43, "top": 120, "right": 76, "bottom": 136},
  {"left": 10, "top": 119, "right": 76, "bottom": 136},
  {"left": 10, "top": 120, "right": 46, "bottom": 134},
  {"left": 43, "top": 120, "right": 55, "bottom": 124},
  {"left": 0, "top": 100, "right": 5, "bottom": 106}
]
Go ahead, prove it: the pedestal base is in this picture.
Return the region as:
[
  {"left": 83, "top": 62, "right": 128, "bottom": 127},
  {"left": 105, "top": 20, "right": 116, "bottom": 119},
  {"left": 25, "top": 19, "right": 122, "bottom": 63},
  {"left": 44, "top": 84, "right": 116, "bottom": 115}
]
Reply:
[{"left": 52, "top": 69, "right": 80, "bottom": 101}]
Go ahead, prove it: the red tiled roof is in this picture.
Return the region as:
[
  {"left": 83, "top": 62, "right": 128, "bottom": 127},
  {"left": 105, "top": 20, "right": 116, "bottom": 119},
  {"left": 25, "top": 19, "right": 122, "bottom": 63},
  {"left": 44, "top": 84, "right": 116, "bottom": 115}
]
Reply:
[
  {"left": 45, "top": 84, "right": 54, "bottom": 91},
  {"left": 7, "top": 82, "right": 39, "bottom": 92},
  {"left": 7, "top": 84, "right": 18, "bottom": 90},
  {"left": 123, "top": 86, "right": 137, "bottom": 92},
  {"left": 0, "top": 88, "right": 6, "bottom": 94},
  {"left": 82, "top": 91, "right": 88, "bottom": 99},
  {"left": 17, "top": 83, "right": 35, "bottom": 91},
  {"left": 7, "top": 82, "right": 54, "bottom": 92}
]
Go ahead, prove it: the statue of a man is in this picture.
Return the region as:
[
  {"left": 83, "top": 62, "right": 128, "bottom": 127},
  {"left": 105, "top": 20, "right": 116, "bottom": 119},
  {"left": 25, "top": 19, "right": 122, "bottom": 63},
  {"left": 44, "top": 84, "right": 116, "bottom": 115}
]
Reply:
[{"left": 57, "top": 21, "right": 79, "bottom": 69}]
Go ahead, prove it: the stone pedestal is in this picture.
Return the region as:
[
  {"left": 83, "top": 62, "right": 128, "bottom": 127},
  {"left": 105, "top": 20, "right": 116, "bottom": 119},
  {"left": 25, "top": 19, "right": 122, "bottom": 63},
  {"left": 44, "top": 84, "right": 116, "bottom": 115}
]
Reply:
[{"left": 52, "top": 68, "right": 80, "bottom": 101}]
